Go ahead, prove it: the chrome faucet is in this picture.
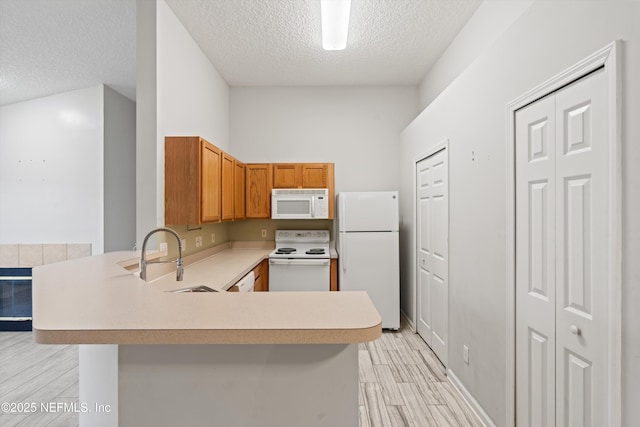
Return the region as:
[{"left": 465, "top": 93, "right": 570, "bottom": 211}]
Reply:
[{"left": 139, "top": 227, "right": 184, "bottom": 282}]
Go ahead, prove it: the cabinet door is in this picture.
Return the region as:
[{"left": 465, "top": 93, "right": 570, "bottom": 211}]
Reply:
[
  {"left": 221, "top": 152, "right": 235, "bottom": 221},
  {"left": 234, "top": 160, "right": 245, "bottom": 220},
  {"left": 259, "top": 259, "right": 269, "bottom": 291},
  {"left": 272, "top": 164, "right": 300, "bottom": 188},
  {"left": 245, "top": 164, "right": 272, "bottom": 219},
  {"left": 201, "top": 141, "right": 221, "bottom": 222},
  {"left": 165, "top": 136, "right": 200, "bottom": 225},
  {"left": 301, "top": 163, "right": 328, "bottom": 188},
  {"left": 330, "top": 259, "right": 338, "bottom": 291},
  {"left": 262, "top": 259, "right": 269, "bottom": 291}
]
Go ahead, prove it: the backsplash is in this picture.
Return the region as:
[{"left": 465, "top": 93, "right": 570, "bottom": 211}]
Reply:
[
  {"left": 156, "top": 219, "right": 333, "bottom": 259},
  {"left": 229, "top": 219, "right": 333, "bottom": 241},
  {"left": 157, "top": 222, "right": 230, "bottom": 258},
  {"left": 0, "top": 243, "right": 92, "bottom": 267}
]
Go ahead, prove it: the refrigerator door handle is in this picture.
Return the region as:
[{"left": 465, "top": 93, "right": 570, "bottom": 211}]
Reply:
[
  {"left": 341, "top": 236, "right": 347, "bottom": 272},
  {"left": 339, "top": 195, "right": 346, "bottom": 231}
]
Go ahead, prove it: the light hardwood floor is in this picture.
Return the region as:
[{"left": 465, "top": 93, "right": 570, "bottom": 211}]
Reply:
[
  {"left": 0, "top": 331, "right": 79, "bottom": 426},
  {"left": 358, "top": 319, "right": 484, "bottom": 426},
  {"left": 0, "top": 320, "right": 482, "bottom": 427}
]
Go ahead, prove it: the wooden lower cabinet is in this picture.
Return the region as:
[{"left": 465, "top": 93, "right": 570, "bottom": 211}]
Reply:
[
  {"left": 253, "top": 259, "right": 269, "bottom": 292},
  {"left": 330, "top": 259, "right": 338, "bottom": 291}
]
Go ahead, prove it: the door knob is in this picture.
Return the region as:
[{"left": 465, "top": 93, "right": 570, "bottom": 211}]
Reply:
[{"left": 569, "top": 325, "right": 581, "bottom": 335}]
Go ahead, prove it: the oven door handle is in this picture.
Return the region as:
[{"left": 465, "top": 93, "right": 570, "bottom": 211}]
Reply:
[{"left": 269, "top": 259, "right": 330, "bottom": 267}]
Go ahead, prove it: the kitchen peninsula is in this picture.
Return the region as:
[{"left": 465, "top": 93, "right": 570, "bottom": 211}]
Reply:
[{"left": 32, "top": 248, "right": 381, "bottom": 426}]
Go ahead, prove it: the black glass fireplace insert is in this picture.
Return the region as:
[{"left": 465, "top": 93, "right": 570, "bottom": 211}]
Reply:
[{"left": 0, "top": 267, "right": 32, "bottom": 331}]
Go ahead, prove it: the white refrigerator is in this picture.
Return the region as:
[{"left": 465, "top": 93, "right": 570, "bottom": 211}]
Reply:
[{"left": 337, "top": 191, "right": 400, "bottom": 329}]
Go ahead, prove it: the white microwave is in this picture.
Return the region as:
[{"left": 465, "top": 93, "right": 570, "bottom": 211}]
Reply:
[{"left": 271, "top": 189, "right": 329, "bottom": 219}]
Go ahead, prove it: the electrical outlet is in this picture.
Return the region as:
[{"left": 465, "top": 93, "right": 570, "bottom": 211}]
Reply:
[
  {"left": 211, "top": 233, "right": 215, "bottom": 243},
  {"left": 261, "top": 229, "right": 267, "bottom": 238},
  {"left": 159, "top": 242, "right": 168, "bottom": 255},
  {"left": 463, "top": 345, "right": 469, "bottom": 365},
  {"left": 181, "top": 239, "right": 186, "bottom": 251},
  {"left": 195, "top": 236, "right": 203, "bottom": 248}
]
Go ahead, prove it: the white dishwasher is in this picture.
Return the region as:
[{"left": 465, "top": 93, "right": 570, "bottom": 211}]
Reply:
[
  {"left": 268, "top": 230, "right": 331, "bottom": 292},
  {"left": 235, "top": 271, "right": 255, "bottom": 292}
]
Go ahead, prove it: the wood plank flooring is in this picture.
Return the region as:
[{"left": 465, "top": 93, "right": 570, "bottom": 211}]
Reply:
[
  {"left": 0, "top": 319, "right": 483, "bottom": 427},
  {"left": 358, "top": 319, "right": 484, "bottom": 427},
  {"left": 0, "top": 332, "right": 79, "bottom": 427}
]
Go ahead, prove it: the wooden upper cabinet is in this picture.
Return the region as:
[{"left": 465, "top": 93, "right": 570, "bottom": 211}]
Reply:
[
  {"left": 200, "top": 141, "right": 221, "bottom": 223},
  {"left": 165, "top": 136, "right": 220, "bottom": 225},
  {"left": 272, "top": 164, "right": 299, "bottom": 188},
  {"left": 245, "top": 164, "right": 272, "bottom": 219},
  {"left": 301, "top": 163, "right": 329, "bottom": 188},
  {"left": 272, "top": 163, "right": 330, "bottom": 188},
  {"left": 221, "top": 152, "right": 235, "bottom": 221},
  {"left": 234, "top": 160, "right": 245, "bottom": 220},
  {"left": 166, "top": 141, "right": 333, "bottom": 223},
  {"left": 271, "top": 163, "right": 335, "bottom": 219}
]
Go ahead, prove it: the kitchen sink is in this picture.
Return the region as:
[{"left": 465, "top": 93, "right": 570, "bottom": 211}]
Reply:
[{"left": 167, "top": 285, "right": 218, "bottom": 293}]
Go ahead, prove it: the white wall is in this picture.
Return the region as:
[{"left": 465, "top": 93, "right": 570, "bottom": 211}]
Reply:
[
  {"left": 0, "top": 86, "right": 104, "bottom": 252},
  {"left": 417, "top": 0, "right": 533, "bottom": 110},
  {"left": 230, "top": 86, "right": 418, "bottom": 194},
  {"left": 157, "top": 0, "right": 229, "bottom": 150},
  {"left": 136, "top": 0, "right": 230, "bottom": 244},
  {"left": 400, "top": 1, "right": 640, "bottom": 425},
  {"left": 0, "top": 84, "right": 135, "bottom": 254},
  {"left": 103, "top": 86, "right": 136, "bottom": 252}
]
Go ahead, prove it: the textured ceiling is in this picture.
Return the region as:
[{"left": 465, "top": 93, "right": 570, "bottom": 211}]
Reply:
[
  {"left": 0, "top": 0, "right": 481, "bottom": 106},
  {"left": 166, "top": 0, "right": 482, "bottom": 86},
  {"left": 0, "top": 0, "right": 136, "bottom": 106}
]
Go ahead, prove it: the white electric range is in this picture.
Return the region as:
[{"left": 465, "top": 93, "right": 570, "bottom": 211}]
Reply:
[{"left": 268, "top": 230, "right": 331, "bottom": 292}]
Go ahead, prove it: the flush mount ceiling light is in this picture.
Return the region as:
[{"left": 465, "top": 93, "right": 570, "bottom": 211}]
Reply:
[{"left": 321, "top": 0, "right": 351, "bottom": 51}]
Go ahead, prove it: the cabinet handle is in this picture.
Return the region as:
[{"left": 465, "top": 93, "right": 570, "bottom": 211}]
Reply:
[{"left": 569, "top": 325, "right": 581, "bottom": 335}]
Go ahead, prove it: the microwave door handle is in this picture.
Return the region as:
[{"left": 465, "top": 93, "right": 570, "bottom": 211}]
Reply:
[{"left": 311, "top": 197, "right": 316, "bottom": 218}]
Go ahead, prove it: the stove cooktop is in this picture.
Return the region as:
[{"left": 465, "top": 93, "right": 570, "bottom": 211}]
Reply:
[
  {"left": 275, "top": 247, "right": 296, "bottom": 254},
  {"left": 305, "top": 248, "right": 326, "bottom": 255},
  {"left": 270, "top": 230, "right": 331, "bottom": 259}
]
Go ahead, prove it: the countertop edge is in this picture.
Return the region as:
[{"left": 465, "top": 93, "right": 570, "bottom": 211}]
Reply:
[{"left": 33, "top": 323, "right": 382, "bottom": 345}]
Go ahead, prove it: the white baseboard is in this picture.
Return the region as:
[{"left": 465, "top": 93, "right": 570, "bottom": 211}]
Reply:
[
  {"left": 447, "top": 368, "right": 495, "bottom": 427},
  {"left": 400, "top": 310, "right": 415, "bottom": 332}
]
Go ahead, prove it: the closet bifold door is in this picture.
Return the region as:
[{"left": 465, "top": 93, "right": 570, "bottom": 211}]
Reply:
[
  {"left": 515, "top": 94, "right": 557, "bottom": 427},
  {"left": 554, "top": 68, "right": 608, "bottom": 427},
  {"left": 516, "top": 67, "right": 610, "bottom": 427}
]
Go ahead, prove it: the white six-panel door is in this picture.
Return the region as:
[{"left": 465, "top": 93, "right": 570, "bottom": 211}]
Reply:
[
  {"left": 516, "top": 68, "right": 610, "bottom": 426},
  {"left": 416, "top": 147, "right": 448, "bottom": 366},
  {"left": 515, "top": 94, "right": 557, "bottom": 427}
]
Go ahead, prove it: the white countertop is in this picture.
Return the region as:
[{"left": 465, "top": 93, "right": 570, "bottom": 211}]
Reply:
[{"left": 32, "top": 247, "right": 379, "bottom": 345}]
